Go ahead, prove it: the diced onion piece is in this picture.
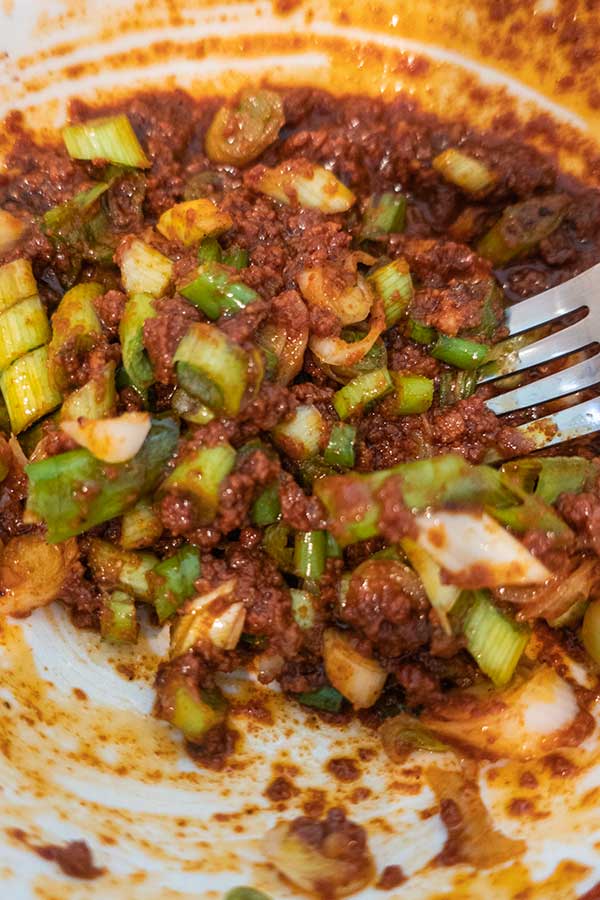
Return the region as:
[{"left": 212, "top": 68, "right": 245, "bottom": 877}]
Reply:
[
  {"left": 262, "top": 819, "right": 374, "bottom": 898},
  {"left": 0, "top": 210, "right": 25, "bottom": 253},
  {"left": 415, "top": 510, "right": 551, "bottom": 587},
  {"left": 170, "top": 580, "right": 239, "bottom": 658},
  {"left": 297, "top": 266, "right": 373, "bottom": 326},
  {"left": 310, "top": 291, "right": 385, "bottom": 368},
  {"left": 61, "top": 412, "right": 151, "bottom": 463},
  {"left": 205, "top": 89, "right": 285, "bottom": 166},
  {"left": 118, "top": 237, "right": 173, "bottom": 297},
  {"left": 401, "top": 537, "right": 459, "bottom": 634},
  {"left": 256, "top": 160, "right": 356, "bottom": 213},
  {"left": 157, "top": 198, "right": 232, "bottom": 247},
  {"left": 432, "top": 148, "right": 496, "bottom": 194},
  {"left": 421, "top": 666, "right": 582, "bottom": 760},
  {"left": 0, "top": 346, "right": 61, "bottom": 434},
  {"left": 323, "top": 628, "right": 386, "bottom": 709},
  {"left": 209, "top": 602, "right": 246, "bottom": 650},
  {"left": 0, "top": 259, "right": 37, "bottom": 314},
  {"left": 272, "top": 404, "right": 325, "bottom": 460},
  {"left": 0, "top": 533, "right": 77, "bottom": 616},
  {"left": 62, "top": 113, "right": 150, "bottom": 168}
]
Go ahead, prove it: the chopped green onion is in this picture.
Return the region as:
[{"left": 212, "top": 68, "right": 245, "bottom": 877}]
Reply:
[
  {"left": 323, "top": 422, "right": 356, "bottom": 469},
  {"left": 0, "top": 346, "right": 61, "bottom": 434},
  {"left": 262, "top": 522, "right": 294, "bottom": 572},
  {"left": 87, "top": 537, "right": 158, "bottom": 600},
  {"left": 60, "top": 362, "right": 116, "bottom": 421},
  {"left": 157, "top": 198, "right": 232, "bottom": 247},
  {"left": 0, "top": 209, "right": 25, "bottom": 254},
  {"left": 150, "top": 544, "right": 201, "bottom": 624},
  {"left": 198, "top": 236, "right": 222, "bottom": 264},
  {"left": 48, "top": 282, "right": 103, "bottom": 390},
  {"left": 224, "top": 888, "right": 272, "bottom": 900},
  {"left": 255, "top": 161, "right": 356, "bottom": 214},
  {"left": 100, "top": 590, "right": 139, "bottom": 644},
  {"left": 25, "top": 416, "right": 178, "bottom": 541},
  {"left": 477, "top": 194, "right": 569, "bottom": 266},
  {"left": 174, "top": 323, "right": 248, "bottom": 417},
  {"left": 295, "top": 685, "right": 344, "bottom": 713},
  {"left": 315, "top": 454, "right": 511, "bottom": 546},
  {"left": 367, "top": 258, "right": 413, "bottom": 327},
  {"left": 325, "top": 532, "right": 342, "bottom": 559},
  {"left": 333, "top": 367, "right": 393, "bottom": 420},
  {"left": 43, "top": 183, "right": 111, "bottom": 276},
  {"left": 0, "top": 259, "right": 37, "bottom": 313},
  {"left": 388, "top": 373, "right": 433, "bottom": 414},
  {"left": 290, "top": 588, "right": 317, "bottom": 630},
  {"left": 119, "top": 238, "right": 173, "bottom": 298},
  {"left": 251, "top": 482, "right": 281, "bottom": 527},
  {"left": 222, "top": 246, "right": 249, "bottom": 270},
  {"left": 431, "top": 334, "right": 489, "bottom": 370},
  {"left": 432, "top": 148, "right": 495, "bottom": 194},
  {"left": 160, "top": 442, "right": 236, "bottom": 526},
  {"left": 0, "top": 295, "right": 50, "bottom": 370},
  {"left": 159, "top": 674, "right": 227, "bottom": 743},
  {"left": 294, "top": 530, "right": 327, "bottom": 580},
  {"left": 272, "top": 404, "right": 325, "bottom": 460},
  {"left": 380, "top": 713, "right": 449, "bottom": 757},
  {"left": 455, "top": 590, "right": 530, "bottom": 687},
  {"left": 119, "top": 292, "right": 157, "bottom": 399},
  {"left": 501, "top": 456, "right": 597, "bottom": 505},
  {"left": 205, "top": 89, "right": 285, "bottom": 167},
  {"left": 406, "top": 319, "right": 436, "bottom": 345},
  {"left": 120, "top": 496, "right": 163, "bottom": 550},
  {"left": 360, "top": 192, "right": 407, "bottom": 240},
  {"left": 179, "top": 262, "right": 259, "bottom": 320},
  {"left": 438, "top": 369, "right": 478, "bottom": 408},
  {"left": 100, "top": 592, "right": 138, "bottom": 645},
  {"left": 171, "top": 387, "right": 215, "bottom": 425},
  {"left": 62, "top": 114, "right": 150, "bottom": 168}
]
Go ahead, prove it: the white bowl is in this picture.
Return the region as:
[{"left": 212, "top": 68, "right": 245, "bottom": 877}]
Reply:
[{"left": 1, "top": 2, "right": 600, "bottom": 898}]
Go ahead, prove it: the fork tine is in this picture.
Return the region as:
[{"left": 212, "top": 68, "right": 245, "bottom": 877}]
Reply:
[
  {"left": 479, "top": 317, "right": 596, "bottom": 383},
  {"left": 515, "top": 396, "right": 600, "bottom": 451},
  {"left": 485, "top": 352, "right": 600, "bottom": 415},
  {"left": 504, "top": 263, "right": 598, "bottom": 336}
]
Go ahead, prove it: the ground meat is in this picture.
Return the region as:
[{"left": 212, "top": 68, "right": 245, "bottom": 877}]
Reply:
[
  {"left": 93, "top": 289, "right": 126, "bottom": 338},
  {"left": 279, "top": 472, "right": 326, "bottom": 530},
  {"left": 340, "top": 559, "right": 432, "bottom": 658},
  {"left": 33, "top": 840, "right": 104, "bottom": 880},
  {"left": 143, "top": 296, "right": 200, "bottom": 383},
  {"left": 376, "top": 865, "right": 407, "bottom": 890},
  {"left": 58, "top": 560, "right": 102, "bottom": 630},
  {"left": 558, "top": 491, "right": 600, "bottom": 555},
  {"left": 410, "top": 279, "right": 501, "bottom": 337}
]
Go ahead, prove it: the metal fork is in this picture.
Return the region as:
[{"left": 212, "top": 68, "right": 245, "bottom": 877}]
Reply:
[{"left": 481, "top": 263, "right": 600, "bottom": 450}]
